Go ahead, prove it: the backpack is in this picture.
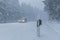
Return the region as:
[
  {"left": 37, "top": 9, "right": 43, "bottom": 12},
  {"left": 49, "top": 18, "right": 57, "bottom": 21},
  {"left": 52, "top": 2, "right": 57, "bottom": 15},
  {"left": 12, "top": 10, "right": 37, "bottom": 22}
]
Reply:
[{"left": 37, "top": 19, "right": 42, "bottom": 27}]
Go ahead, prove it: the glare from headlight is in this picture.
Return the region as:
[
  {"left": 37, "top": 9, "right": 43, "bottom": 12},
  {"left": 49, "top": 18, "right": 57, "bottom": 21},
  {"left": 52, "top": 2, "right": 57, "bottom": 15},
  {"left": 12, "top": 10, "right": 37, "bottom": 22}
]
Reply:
[{"left": 22, "top": 20, "right": 25, "bottom": 22}]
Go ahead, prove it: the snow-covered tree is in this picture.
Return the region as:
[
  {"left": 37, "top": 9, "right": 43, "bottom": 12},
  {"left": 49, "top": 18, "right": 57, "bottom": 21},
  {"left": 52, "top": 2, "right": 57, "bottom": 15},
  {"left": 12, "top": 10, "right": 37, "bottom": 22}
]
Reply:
[
  {"left": 0, "top": 0, "right": 22, "bottom": 23},
  {"left": 43, "top": 0, "right": 60, "bottom": 21},
  {"left": 0, "top": 0, "right": 39, "bottom": 23}
]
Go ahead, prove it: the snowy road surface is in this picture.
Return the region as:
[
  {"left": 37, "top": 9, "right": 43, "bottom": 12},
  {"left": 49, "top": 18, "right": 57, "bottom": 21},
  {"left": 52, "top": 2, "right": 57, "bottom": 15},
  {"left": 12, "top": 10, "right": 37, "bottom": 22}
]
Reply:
[
  {"left": 40, "top": 23, "right": 60, "bottom": 40},
  {"left": 0, "top": 22, "right": 60, "bottom": 40},
  {"left": 0, "top": 22, "right": 37, "bottom": 40}
]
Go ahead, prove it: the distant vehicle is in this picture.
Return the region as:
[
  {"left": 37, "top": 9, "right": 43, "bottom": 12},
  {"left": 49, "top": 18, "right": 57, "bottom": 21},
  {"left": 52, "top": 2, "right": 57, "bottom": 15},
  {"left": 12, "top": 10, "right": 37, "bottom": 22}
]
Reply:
[{"left": 17, "top": 18, "right": 27, "bottom": 23}]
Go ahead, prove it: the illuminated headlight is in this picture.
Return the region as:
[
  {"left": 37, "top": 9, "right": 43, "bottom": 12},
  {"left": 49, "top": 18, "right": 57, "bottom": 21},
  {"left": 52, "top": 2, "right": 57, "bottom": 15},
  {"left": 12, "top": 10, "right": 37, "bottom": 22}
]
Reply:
[
  {"left": 22, "top": 20, "right": 25, "bottom": 22},
  {"left": 17, "top": 19, "right": 26, "bottom": 23}
]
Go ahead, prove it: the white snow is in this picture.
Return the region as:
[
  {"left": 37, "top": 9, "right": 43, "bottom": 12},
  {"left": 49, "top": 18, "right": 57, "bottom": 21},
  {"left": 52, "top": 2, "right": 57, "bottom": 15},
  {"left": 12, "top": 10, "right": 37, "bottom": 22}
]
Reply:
[
  {"left": 0, "top": 22, "right": 60, "bottom": 40},
  {"left": 46, "top": 21, "right": 60, "bottom": 36},
  {"left": 40, "top": 21, "right": 60, "bottom": 40},
  {"left": 0, "top": 22, "right": 38, "bottom": 40}
]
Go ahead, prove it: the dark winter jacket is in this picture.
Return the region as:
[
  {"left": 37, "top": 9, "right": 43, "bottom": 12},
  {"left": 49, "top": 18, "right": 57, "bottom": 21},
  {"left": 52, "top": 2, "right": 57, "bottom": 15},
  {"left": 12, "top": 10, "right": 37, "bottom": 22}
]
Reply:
[{"left": 37, "top": 19, "right": 42, "bottom": 27}]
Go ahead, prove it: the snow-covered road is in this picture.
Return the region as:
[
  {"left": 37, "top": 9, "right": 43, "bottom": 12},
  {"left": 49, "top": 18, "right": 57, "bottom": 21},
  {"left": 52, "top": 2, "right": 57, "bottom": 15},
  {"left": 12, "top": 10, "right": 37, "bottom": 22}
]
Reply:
[
  {"left": 40, "top": 23, "right": 60, "bottom": 40},
  {"left": 0, "top": 22, "right": 60, "bottom": 40},
  {"left": 0, "top": 22, "right": 37, "bottom": 40}
]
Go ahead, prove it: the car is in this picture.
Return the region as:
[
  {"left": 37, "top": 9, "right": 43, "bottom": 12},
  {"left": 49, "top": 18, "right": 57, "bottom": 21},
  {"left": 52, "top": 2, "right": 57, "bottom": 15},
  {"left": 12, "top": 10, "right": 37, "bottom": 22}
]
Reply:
[{"left": 17, "top": 18, "right": 27, "bottom": 23}]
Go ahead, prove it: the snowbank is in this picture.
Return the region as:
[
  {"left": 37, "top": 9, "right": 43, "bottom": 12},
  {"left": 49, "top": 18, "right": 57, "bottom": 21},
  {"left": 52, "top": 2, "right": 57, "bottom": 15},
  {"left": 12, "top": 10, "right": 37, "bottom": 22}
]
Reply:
[{"left": 46, "top": 21, "right": 60, "bottom": 35}]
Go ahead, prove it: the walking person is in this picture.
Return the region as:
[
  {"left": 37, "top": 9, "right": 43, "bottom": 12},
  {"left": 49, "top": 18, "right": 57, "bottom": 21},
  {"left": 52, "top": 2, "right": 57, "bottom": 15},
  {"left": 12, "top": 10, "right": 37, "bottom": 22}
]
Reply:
[{"left": 37, "top": 19, "right": 42, "bottom": 37}]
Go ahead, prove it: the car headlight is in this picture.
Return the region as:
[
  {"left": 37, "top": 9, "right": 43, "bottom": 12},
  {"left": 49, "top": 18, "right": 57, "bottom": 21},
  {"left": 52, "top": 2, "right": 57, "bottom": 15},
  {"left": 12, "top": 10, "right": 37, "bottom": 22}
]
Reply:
[{"left": 22, "top": 20, "right": 25, "bottom": 22}]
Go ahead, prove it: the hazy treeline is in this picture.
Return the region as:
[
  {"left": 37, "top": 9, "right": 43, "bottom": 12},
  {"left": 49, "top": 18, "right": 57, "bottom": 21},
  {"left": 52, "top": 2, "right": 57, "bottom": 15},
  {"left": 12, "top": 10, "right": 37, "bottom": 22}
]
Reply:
[
  {"left": 0, "top": 0, "right": 40, "bottom": 23},
  {"left": 43, "top": 0, "right": 60, "bottom": 21}
]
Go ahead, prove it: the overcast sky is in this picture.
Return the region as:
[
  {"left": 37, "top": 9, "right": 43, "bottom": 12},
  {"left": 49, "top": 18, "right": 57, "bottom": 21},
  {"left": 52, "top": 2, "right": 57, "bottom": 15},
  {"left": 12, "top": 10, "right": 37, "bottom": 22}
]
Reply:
[{"left": 18, "top": 0, "right": 45, "bottom": 10}]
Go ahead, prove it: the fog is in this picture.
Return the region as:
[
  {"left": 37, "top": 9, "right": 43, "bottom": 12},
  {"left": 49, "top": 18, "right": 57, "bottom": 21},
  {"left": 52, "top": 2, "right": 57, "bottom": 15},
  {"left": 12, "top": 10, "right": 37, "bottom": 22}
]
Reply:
[
  {"left": 19, "top": 0, "right": 45, "bottom": 10},
  {"left": 0, "top": 0, "right": 48, "bottom": 23},
  {"left": 19, "top": 0, "right": 48, "bottom": 22}
]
